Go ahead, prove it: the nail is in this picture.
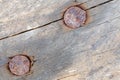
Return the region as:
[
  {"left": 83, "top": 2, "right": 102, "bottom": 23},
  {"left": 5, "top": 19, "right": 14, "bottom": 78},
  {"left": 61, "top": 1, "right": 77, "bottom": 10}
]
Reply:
[
  {"left": 8, "top": 54, "right": 32, "bottom": 76},
  {"left": 63, "top": 5, "right": 87, "bottom": 29}
]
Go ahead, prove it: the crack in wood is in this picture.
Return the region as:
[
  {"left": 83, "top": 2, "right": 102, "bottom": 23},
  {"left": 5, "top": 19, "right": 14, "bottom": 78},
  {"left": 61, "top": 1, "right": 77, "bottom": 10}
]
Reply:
[
  {"left": 0, "top": 0, "right": 115, "bottom": 40},
  {"left": 0, "top": 18, "right": 62, "bottom": 40},
  {"left": 86, "top": 0, "right": 114, "bottom": 10}
]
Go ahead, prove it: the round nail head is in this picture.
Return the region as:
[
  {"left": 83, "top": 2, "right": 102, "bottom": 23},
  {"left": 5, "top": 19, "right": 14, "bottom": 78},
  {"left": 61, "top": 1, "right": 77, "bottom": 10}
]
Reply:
[
  {"left": 8, "top": 55, "right": 31, "bottom": 76},
  {"left": 63, "top": 6, "right": 87, "bottom": 29}
]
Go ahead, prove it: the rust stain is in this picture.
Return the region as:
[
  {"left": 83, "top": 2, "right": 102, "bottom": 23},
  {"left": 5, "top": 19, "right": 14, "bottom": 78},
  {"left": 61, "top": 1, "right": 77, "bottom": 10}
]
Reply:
[
  {"left": 79, "top": 3, "right": 91, "bottom": 25},
  {"left": 7, "top": 54, "right": 35, "bottom": 76},
  {"left": 62, "top": 3, "right": 91, "bottom": 29}
]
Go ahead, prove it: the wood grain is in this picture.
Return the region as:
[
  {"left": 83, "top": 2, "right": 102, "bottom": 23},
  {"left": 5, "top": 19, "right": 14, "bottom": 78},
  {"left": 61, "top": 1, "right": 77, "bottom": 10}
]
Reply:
[
  {"left": 0, "top": 0, "right": 120, "bottom": 80},
  {"left": 0, "top": 0, "right": 73, "bottom": 39}
]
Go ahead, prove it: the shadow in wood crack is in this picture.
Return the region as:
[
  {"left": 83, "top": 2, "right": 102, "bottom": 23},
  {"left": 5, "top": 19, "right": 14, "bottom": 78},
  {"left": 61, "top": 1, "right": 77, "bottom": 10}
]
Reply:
[{"left": 0, "top": 24, "right": 75, "bottom": 80}]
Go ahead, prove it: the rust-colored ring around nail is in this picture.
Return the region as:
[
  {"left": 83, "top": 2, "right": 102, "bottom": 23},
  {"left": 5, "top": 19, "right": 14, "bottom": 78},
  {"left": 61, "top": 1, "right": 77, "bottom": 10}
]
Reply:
[
  {"left": 63, "top": 5, "right": 87, "bottom": 29},
  {"left": 8, "top": 54, "right": 31, "bottom": 76}
]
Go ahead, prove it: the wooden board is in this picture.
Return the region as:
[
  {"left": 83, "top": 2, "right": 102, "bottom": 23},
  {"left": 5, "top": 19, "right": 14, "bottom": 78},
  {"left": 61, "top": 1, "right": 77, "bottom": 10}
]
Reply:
[
  {"left": 0, "top": 0, "right": 120, "bottom": 40},
  {"left": 0, "top": 17, "right": 120, "bottom": 80},
  {"left": 0, "top": 0, "right": 74, "bottom": 39},
  {"left": 0, "top": 0, "right": 120, "bottom": 80}
]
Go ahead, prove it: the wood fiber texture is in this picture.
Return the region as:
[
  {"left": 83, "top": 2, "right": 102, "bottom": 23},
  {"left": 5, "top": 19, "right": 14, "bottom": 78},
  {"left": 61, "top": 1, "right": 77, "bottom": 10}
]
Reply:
[{"left": 0, "top": 0, "right": 120, "bottom": 80}]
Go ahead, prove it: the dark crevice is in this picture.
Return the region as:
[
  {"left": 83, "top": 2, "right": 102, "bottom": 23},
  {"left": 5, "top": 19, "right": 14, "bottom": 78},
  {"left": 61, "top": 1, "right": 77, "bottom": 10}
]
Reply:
[
  {"left": 0, "top": 0, "right": 114, "bottom": 40},
  {"left": 0, "top": 18, "right": 62, "bottom": 40},
  {"left": 86, "top": 0, "right": 114, "bottom": 10}
]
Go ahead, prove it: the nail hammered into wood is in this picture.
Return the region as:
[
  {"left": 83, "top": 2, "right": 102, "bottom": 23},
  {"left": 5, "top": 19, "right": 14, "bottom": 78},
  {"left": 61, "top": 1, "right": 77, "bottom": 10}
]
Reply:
[
  {"left": 63, "top": 6, "right": 87, "bottom": 29},
  {"left": 8, "top": 55, "right": 31, "bottom": 76}
]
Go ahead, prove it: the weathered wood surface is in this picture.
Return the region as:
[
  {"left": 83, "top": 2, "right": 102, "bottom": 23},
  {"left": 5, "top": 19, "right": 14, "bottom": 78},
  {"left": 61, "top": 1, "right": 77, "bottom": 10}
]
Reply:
[
  {"left": 0, "top": 0, "right": 119, "bottom": 40},
  {"left": 0, "top": 0, "right": 120, "bottom": 80},
  {"left": 0, "top": 0, "right": 74, "bottom": 39}
]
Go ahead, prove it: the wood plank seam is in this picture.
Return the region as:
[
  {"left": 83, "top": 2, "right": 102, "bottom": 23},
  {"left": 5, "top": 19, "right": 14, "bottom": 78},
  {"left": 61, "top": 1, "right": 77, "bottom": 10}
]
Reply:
[
  {"left": 0, "top": 0, "right": 115, "bottom": 41},
  {"left": 86, "top": 0, "right": 114, "bottom": 10},
  {"left": 0, "top": 18, "right": 62, "bottom": 40}
]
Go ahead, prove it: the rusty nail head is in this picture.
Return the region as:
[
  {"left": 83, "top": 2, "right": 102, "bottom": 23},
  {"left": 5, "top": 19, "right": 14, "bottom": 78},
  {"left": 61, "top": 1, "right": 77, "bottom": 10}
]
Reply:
[
  {"left": 8, "top": 54, "right": 31, "bottom": 76},
  {"left": 63, "top": 5, "right": 87, "bottom": 29}
]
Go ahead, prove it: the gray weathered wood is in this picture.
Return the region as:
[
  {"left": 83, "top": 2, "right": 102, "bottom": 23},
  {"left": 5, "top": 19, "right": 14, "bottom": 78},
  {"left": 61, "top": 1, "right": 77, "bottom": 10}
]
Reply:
[
  {"left": 80, "top": 0, "right": 120, "bottom": 26},
  {"left": 0, "top": 0, "right": 74, "bottom": 39},
  {"left": 0, "top": 0, "right": 120, "bottom": 80},
  {"left": 1, "top": 0, "right": 120, "bottom": 40},
  {"left": 0, "top": 16, "right": 120, "bottom": 80}
]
